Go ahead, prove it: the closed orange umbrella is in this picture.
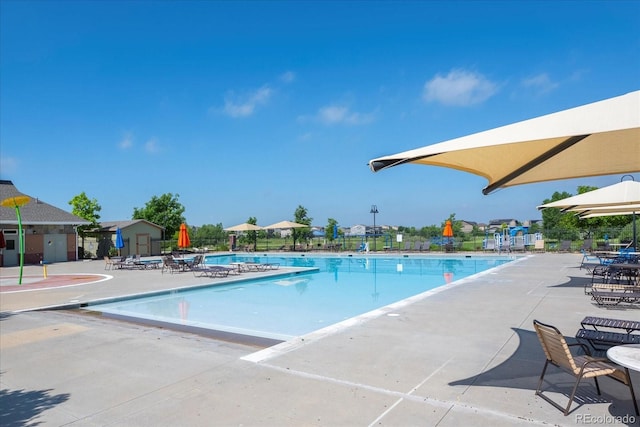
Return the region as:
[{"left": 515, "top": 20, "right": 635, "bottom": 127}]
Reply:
[
  {"left": 443, "top": 220, "right": 454, "bottom": 238},
  {"left": 178, "top": 223, "right": 191, "bottom": 249}
]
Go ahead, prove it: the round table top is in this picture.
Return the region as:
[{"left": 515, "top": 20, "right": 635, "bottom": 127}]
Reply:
[{"left": 607, "top": 344, "right": 640, "bottom": 371}]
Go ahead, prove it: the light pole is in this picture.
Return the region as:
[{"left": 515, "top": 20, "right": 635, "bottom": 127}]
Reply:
[{"left": 370, "top": 205, "right": 378, "bottom": 252}]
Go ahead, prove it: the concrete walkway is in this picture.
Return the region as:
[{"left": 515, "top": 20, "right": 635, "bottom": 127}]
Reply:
[{"left": 1, "top": 253, "right": 639, "bottom": 426}]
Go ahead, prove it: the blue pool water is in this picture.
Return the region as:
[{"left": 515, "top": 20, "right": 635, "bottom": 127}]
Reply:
[{"left": 90, "top": 254, "right": 514, "bottom": 342}]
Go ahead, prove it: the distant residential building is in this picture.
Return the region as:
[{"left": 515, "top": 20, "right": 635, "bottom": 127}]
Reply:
[{"left": 459, "top": 220, "right": 477, "bottom": 233}]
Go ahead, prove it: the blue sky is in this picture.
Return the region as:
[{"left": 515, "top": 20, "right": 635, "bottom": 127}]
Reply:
[{"left": 1, "top": 1, "right": 639, "bottom": 228}]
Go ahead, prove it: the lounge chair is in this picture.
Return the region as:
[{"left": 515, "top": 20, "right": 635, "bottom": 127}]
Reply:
[
  {"left": 581, "top": 239, "right": 594, "bottom": 252},
  {"left": 591, "top": 286, "right": 640, "bottom": 306},
  {"left": 511, "top": 236, "right": 526, "bottom": 252},
  {"left": 483, "top": 239, "right": 496, "bottom": 252},
  {"left": 104, "top": 256, "right": 115, "bottom": 270},
  {"left": 533, "top": 240, "right": 545, "bottom": 253},
  {"left": 413, "top": 241, "right": 422, "bottom": 251},
  {"left": 192, "top": 264, "right": 232, "bottom": 278},
  {"left": 532, "top": 319, "right": 638, "bottom": 416},
  {"left": 403, "top": 241, "right": 411, "bottom": 251},
  {"left": 161, "top": 256, "right": 182, "bottom": 274},
  {"left": 115, "top": 255, "right": 135, "bottom": 269},
  {"left": 421, "top": 240, "right": 431, "bottom": 252},
  {"left": 185, "top": 254, "right": 204, "bottom": 270},
  {"left": 499, "top": 238, "right": 511, "bottom": 253},
  {"left": 558, "top": 240, "right": 572, "bottom": 252}
]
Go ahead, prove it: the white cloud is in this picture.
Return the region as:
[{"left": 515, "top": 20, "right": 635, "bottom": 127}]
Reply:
[
  {"left": 119, "top": 132, "right": 133, "bottom": 149},
  {"left": 223, "top": 85, "right": 274, "bottom": 118},
  {"left": 521, "top": 73, "right": 559, "bottom": 94},
  {"left": 298, "top": 132, "right": 313, "bottom": 142},
  {"left": 423, "top": 69, "right": 498, "bottom": 106},
  {"left": 315, "top": 105, "right": 375, "bottom": 125},
  {"left": 280, "top": 71, "right": 296, "bottom": 83},
  {"left": 144, "top": 138, "right": 159, "bottom": 153}
]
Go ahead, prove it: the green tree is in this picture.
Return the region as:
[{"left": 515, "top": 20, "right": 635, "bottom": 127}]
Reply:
[
  {"left": 242, "top": 217, "right": 258, "bottom": 248},
  {"left": 541, "top": 191, "right": 573, "bottom": 239},
  {"left": 69, "top": 192, "right": 101, "bottom": 254},
  {"left": 326, "top": 218, "right": 339, "bottom": 242},
  {"left": 192, "top": 223, "right": 226, "bottom": 248},
  {"left": 293, "top": 205, "right": 312, "bottom": 248},
  {"left": 132, "top": 193, "right": 185, "bottom": 238}
]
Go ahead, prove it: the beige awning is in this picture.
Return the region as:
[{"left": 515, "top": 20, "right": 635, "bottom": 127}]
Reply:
[
  {"left": 369, "top": 91, "right": 640, "bottom": 195},
  {"left": 537, "top": 180, "right": 640, "bottom": 211}
]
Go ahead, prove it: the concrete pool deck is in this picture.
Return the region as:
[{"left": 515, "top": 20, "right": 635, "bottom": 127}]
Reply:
[{"left": 1, "top": 253, "right": 639, "bottom": 426}]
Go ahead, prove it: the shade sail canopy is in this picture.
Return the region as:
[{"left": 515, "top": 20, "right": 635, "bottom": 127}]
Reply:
[
  {"left": 263, "top": 220, "right": 308, "bottom": 229},
  {"left": 177, "top": 223, "right": 191, "bottom": 248},
  {"left": 578, "top": 209, "right": 638, "bottom": 219},
  {"left": 537, "top": 180, "right": 640, "bottom": 211},
  {"left": 569, "top": 204, "right": 640, "bottom": 214},
  {"left": 369, "top": 91, "right": 640, "bottom": 195},
  {"left": 224, "top": 223, "right": 263, "bottom": 232}
]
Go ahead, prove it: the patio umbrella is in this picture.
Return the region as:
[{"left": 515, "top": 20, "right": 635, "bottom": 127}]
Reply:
[
  {"left": 115, "top": 227, "right": 125, "bottom": 256},
  {"left": 264, "top": 220, "right": 308, "bottom": 229},
  {"left": 264, "top": 220, "right": 308, "bottom": 250},
  {"left": 443, "top": 220, "right": 454, "bottom": 241},
  {"left": 224, "top": 223, "right": 263, "bottom": 232},
  {"left": 538, "top": 179, "right": 640, "bottom": 247},
  {"left": 224, "top": 223, "right": 261, "bottom": 250},
  {"left": 177, "top": 223, "right": 191, "bottom": 252},
  {"left": 369, "top": 91, "right": 640, "bottom": 195}
]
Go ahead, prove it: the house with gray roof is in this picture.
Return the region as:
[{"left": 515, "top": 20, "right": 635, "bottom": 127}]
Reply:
[{"left": 0, "top": 180, "right": 90, "bottom": 266}]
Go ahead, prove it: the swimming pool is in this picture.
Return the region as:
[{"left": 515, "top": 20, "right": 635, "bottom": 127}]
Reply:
[{"left": 89, "top": 254, "right": 515, "bottom": 343}]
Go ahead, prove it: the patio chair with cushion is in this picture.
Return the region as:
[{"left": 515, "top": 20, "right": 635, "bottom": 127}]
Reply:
[
  {"left": 532, "top": 319, "right": 638, "bottom": 416},
  {"left": 534, "top": 239, "right": 545, "bottom": 252}
]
